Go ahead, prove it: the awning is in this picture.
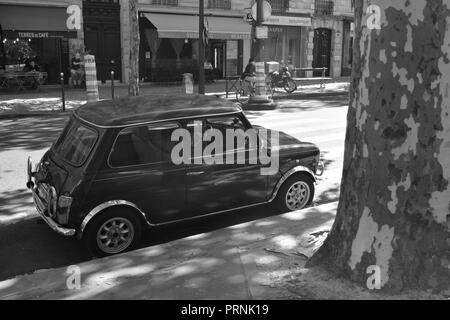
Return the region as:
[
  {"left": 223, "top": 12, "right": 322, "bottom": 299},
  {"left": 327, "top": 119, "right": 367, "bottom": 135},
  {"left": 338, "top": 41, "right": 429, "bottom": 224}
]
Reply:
[
  {"left": 143, "top": 13, "right": 251, "bottom": 40},
  {"left": 0, "top": 5, "right": 77, "bottom": 38}
]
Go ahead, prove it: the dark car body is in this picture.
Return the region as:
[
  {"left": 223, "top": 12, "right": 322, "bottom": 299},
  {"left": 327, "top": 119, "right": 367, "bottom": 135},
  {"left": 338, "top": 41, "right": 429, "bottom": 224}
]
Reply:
[{"left": 27, "top": 95, "right": 323, "bottom": 253}]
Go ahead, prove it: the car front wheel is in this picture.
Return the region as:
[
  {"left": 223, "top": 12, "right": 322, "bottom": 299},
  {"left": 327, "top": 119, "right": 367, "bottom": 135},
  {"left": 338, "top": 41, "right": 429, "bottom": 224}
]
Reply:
[
  {"left": 84, "top": 208, "right": 142, "bottom": 257},
  {"left": 277, "top": 174, "right": 314, "bottom": 212}
]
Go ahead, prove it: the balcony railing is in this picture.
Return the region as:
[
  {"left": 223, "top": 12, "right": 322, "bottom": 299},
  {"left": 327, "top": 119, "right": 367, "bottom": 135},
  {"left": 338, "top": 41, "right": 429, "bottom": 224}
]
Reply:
[
  {"left": 208, "top": 0, "right": 231, "bottom": 10},
  {"left": 152, "top": 0, "right": 178, "bottom": 6},
  {"left": 314, "top": 0, "right": 334, "bottom": 15},
  {"left": 268, "top": 0, "right": 287, "bottom": 14}
]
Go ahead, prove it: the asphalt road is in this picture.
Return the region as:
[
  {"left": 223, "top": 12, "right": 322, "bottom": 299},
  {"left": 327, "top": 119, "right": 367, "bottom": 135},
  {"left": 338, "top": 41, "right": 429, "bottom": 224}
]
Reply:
[{"left": 0, "top": 95, "right": 348, "bottom": 281}]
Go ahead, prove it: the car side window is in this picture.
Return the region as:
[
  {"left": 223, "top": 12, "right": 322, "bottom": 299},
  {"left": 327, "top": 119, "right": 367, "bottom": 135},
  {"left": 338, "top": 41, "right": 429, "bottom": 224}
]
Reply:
[
  {"left": 205, "top": 115, "right": 253, "bottom": 153},
  {"left": 109, "top": 122, "right": 180, "bottom": 167}
]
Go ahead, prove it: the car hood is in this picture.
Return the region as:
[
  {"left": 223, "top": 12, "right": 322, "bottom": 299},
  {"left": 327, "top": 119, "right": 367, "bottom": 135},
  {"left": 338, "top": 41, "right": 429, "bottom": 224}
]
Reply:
[{"left": 255, "top": 125, "right": 320, "bottom": 157}]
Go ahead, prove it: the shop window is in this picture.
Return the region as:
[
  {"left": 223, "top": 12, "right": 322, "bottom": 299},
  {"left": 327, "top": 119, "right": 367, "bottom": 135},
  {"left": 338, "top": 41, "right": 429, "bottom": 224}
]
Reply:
[
  {"left": 180, "top": 41, "right": 192, "bottom": 59},
  {"left": 152, "top": 0, "right": 178, "bottom": 5},
  {"left": 208, "top": 0, "right": 231, "bottom": 10},
  {"left": 268, "top": 0, "right": 287, "bottom": 14},
  {"left": 156, "top": 39, "right": 177, "bottom": 59},
  {"left": 314, "top": 0, "right": 334, "bottom": 16}
]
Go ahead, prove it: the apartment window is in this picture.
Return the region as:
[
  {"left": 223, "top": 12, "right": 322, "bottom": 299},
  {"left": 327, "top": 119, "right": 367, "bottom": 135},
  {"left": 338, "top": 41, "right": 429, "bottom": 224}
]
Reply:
[
  {"left": 315, "top": 0, "right": 334, "bottom": 15},
  {"left": 152, "top": 0, "right": 178, "bottom": 6},
  {"left": 268, "top": 0, "right": 287, "bottom": 14},
  {"left": 208, "top": 0, "right": 231, "bottom": 10}
]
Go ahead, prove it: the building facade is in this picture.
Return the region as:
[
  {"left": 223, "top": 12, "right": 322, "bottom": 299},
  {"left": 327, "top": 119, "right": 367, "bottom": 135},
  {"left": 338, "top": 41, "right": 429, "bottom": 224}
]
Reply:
[
  {"left": 125, "top": 0, "right": 354, "bottom": 82},
  {"left": 1, "top": 0, "right": 354, "bottom": 84},
  {"left": 0, "top": 0, "right": 84, "bottom": 83}
]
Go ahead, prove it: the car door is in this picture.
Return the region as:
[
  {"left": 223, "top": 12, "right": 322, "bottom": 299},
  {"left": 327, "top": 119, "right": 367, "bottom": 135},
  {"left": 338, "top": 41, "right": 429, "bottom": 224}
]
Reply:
[
  {"left": 91, "top": 121, "right": 186, "bottom": 225},
  {"left": 185, "top": 115, "right": 268, "bottom": 217}
]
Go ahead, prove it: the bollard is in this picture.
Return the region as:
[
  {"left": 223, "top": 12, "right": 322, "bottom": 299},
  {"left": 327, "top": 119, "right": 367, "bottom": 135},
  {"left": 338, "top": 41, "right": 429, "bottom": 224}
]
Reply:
[
  {"left": 84, "top": 54, "right": 99, "bottom": 102},
  {"left": 254, "top": 61, "right": 267, "bottom": 99},
  {"left": 60, "top": 72, "right": 65, "bottom": 112},
  {"left": 111, "top": 71, "right": 115, "bottom": 100},
  {"left": 182, "top": 73, "right": 194, "bottom": 94}
]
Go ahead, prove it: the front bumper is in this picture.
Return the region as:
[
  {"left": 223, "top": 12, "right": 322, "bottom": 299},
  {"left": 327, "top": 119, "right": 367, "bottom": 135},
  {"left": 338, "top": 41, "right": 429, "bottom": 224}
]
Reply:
[{"left": 31, "top": 187, "right": 76, "bottom": 237}]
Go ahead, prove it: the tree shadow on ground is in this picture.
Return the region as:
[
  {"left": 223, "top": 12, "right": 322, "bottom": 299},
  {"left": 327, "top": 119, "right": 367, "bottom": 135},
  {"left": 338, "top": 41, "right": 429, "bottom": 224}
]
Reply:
[
  {"left": 0, "top": 115, "right": 68, "bottom": 151},
  {"left": 0, "top": 199, "right": 338, "bottom": 299},
  {"left": 0, "top": 178, "right": 341, "bottom": 284},
  {"left": 245, "top": 97, "right": 349, "bottom": 118}
]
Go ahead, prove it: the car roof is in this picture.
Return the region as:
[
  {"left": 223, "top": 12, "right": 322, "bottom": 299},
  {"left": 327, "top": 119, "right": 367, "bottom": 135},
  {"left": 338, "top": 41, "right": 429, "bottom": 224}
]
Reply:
[{"left": 74, "top": 94, "right": 243, "bottom": 128}]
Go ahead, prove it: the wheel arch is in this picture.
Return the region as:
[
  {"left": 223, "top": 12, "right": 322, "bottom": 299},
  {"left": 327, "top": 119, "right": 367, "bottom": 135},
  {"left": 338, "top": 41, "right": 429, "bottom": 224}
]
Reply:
[
  {"left": 78, "top": 200, "right": 151, "bottom": 238},
  {"left": 268, "top": 166, "right": 316, "bottom": 202}
]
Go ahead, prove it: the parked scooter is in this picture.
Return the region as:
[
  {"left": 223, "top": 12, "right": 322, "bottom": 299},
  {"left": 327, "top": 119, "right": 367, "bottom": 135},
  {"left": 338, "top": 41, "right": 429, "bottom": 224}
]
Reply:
[{"left": 267, "top": 64, "right": 297, "bottom": 93}]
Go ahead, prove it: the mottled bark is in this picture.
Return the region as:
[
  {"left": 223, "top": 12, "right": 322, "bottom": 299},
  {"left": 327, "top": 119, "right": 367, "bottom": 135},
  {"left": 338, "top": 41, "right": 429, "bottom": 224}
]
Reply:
[
  {"left": 128, "top": 0, "right": 140, "bottom": 96},
  {"left": 309, "top": 0, "right": 450, "bottom": 293}
]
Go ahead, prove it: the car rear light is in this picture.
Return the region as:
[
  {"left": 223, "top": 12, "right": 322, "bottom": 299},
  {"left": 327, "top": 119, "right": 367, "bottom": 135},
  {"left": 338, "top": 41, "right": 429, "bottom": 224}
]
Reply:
[{"left": 58, "top": 195, "right": 73, "bottom": 208}]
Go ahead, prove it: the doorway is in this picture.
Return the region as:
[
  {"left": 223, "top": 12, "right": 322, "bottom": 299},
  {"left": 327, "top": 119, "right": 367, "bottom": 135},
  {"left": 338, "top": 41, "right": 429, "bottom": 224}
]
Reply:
[
  {"left": 208, "top": 40, "right": 226, "bottom": 79},
  {"left": 83, "top": 1, "right": 122, "bottom": 83},
  {"left": 312, "top": 28, "right": 332, "bottom": 77}
]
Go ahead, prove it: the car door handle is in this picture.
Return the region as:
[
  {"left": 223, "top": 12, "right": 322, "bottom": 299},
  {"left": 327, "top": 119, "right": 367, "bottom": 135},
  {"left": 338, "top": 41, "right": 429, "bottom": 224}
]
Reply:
[{"left": 187, "top": 171, "right": 205, "bottom": 176}]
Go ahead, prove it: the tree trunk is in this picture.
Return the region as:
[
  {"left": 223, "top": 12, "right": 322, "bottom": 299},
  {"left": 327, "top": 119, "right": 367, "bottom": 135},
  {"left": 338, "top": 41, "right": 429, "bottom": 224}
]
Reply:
[
  {"left": 128, "top": 0, "right": 140, "bottom": 96},
  {"left": 309, "top": 0, "right": 450, "bottom": 293}
]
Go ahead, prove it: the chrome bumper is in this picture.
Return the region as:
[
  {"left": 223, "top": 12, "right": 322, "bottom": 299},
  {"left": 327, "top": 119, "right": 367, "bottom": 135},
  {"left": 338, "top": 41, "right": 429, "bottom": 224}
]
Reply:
[{"left": 31, "top": 188, "right": 76, "bottom": 237}]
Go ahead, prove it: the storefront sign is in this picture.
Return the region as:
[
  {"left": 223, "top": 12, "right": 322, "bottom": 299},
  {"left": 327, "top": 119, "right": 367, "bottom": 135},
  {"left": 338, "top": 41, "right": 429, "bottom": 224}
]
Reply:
[
  {"left": 268, "top": 26, "right": 283, "bottom": 33},
  {"left": 5, "top": 30, "right": 77, "bottom": 39},
  {"left": 66, "top": 5, "right": 81, "bottom": 31},
  {"left": 263, "top": 16, "right": 312, "bottom": 27},
  {"left": 159, "top": 31, "right": 250, "bottom": 40},
  {"left": 18, "top": 31, "right": 50, "bottom": 38},
  {"left": 256, "top": 26, "right": 269, "bottom": 39}
]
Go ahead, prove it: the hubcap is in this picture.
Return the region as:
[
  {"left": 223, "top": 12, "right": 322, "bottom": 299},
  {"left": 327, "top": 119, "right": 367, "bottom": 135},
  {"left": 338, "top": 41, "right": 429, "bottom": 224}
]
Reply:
[
  {"left": 96, "top": 217, "right": 135, "bottom": 254},
  {"left": 285, "top": 181, "right": 310, "bottom": 211}
]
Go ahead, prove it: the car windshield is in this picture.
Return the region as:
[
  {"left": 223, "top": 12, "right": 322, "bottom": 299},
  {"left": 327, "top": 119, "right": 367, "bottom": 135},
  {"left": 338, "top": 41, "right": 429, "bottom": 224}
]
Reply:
[{"left": 53, "top": 119, "right": 98, "bottom": 166}]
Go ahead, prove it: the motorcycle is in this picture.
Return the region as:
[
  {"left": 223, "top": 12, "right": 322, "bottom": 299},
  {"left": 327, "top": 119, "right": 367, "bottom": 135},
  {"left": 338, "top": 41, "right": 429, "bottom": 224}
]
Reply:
[{"left": 267, "top": 66, "right": 297, "bottom": 94}]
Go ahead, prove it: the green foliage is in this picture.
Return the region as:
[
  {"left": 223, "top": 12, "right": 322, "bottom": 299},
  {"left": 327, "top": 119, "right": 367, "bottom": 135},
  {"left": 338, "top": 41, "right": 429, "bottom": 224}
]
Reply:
[{"left": 4, "top": 40, "right": 35, "bottom": 64}]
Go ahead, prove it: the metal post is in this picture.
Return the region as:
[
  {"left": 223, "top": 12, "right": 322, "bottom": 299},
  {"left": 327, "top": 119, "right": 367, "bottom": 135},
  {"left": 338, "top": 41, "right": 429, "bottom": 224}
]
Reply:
[
  {"left": 246, "top": 0, "right": 277, "bottom": 109},
  {"left": 198, "top": 0, "right": 205, "bottom": 94},
  {"left": 225, "top": 78, "right": 229, "bottom": 98},
  {"left": 60, "top": 72, "right": 65, "bottom": 112},
  {"left": 321, "top": 67, "right": 326, "bottom": 89},
  {"left": 111, "top": 70, "right": 115, "bottom": 99}
]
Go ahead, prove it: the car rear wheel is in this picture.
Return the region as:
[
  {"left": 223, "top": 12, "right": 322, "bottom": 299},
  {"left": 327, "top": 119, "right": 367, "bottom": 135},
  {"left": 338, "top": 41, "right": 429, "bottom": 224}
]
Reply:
[
  {"left": 84, "top": 208, "right": 142, "bottom": 257},
  {"left": 277, "top": 174, "right": 314, "bottom": 211}
]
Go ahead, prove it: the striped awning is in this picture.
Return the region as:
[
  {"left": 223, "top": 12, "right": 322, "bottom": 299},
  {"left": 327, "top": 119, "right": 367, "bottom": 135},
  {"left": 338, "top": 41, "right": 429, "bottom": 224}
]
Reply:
[{"left": 143, "top": 13, "right": 251, "bottom": 40}]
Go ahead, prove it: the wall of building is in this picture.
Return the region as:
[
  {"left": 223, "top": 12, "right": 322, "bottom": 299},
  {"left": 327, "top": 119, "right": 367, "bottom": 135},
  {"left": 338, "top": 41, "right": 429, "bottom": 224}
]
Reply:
[{"left": 0, "top": 0, "right": 84, "bottom": 59}]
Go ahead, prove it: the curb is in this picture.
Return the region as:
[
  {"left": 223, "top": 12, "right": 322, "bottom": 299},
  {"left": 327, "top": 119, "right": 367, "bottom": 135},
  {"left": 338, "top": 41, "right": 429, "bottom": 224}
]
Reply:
[
  {"left": 0, "top": 110, "right": 72, "bottom": 120},
  {"left": 271, "top": 90, "right": 349, "bottom": 100},
  {"left": 0, "top": 90, "right": 349, "bottom": 119}
]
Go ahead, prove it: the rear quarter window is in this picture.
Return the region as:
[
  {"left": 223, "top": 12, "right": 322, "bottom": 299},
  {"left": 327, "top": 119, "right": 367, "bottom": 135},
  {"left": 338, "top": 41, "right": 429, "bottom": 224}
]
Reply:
[{"left": 53, "top": 119, "right": 98, "bottom": 166}]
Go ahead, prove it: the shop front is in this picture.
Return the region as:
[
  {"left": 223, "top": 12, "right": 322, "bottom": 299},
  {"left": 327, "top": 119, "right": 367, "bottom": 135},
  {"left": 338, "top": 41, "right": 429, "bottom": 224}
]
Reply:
[
  {"left": 139, "top": 13, "right": 251, "bottom": 82},
  {"left": 261, "top": 15, "right": 311, "bottom": 71},
  {"left": 0, "top": 3, "right": 82, "bottom": 84}
]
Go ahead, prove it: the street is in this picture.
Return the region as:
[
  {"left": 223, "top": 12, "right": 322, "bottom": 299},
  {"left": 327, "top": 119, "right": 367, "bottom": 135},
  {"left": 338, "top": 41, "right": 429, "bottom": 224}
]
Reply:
[{"left": 0, "top": 95, "right": 347, "bottom": 281}]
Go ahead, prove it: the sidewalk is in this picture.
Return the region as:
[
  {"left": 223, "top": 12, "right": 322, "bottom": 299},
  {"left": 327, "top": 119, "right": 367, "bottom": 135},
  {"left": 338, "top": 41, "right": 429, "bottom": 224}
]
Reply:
[
  {"left": 0, "top": 202, "right": 338, "bottom": 300},
  {"left": 0, "top": 78, "right": 349, "bottom": 118}
]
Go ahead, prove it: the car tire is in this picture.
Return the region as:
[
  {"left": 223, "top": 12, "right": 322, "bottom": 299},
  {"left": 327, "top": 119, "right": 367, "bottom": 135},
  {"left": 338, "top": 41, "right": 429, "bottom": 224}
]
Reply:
[
  {"left": 277, "top": 173, "right": 314, "bottom": 212},
  {"left": 83, "top": 207, "right": 142, "bottom": 257}
]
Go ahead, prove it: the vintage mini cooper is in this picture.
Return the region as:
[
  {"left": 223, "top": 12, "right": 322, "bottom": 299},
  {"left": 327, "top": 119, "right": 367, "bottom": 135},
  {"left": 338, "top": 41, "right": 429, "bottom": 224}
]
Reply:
[{"left": 27, "top": 95, "right": 323, "bottom": 256}]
